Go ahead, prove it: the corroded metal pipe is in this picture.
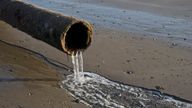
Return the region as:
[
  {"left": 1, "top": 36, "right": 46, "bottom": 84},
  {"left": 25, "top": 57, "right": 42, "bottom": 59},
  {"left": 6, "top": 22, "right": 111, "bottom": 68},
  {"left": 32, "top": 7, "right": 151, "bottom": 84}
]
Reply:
[{"left": 0, "top": 0, "right": 93, "bottom": 54}]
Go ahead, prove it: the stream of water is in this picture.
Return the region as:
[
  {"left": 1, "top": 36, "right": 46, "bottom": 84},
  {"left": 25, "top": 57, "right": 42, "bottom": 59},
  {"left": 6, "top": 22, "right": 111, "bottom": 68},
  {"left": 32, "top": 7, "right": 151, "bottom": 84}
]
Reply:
[{"left": 71, "top": 51, "right": 83, "bottom": 80}]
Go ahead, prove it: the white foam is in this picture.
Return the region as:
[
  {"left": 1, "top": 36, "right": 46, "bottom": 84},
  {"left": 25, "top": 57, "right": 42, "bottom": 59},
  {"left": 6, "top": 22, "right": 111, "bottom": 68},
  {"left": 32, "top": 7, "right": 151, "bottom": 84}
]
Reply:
[{"left": 61, "top": 72, "right": 192, "bottom": 108}]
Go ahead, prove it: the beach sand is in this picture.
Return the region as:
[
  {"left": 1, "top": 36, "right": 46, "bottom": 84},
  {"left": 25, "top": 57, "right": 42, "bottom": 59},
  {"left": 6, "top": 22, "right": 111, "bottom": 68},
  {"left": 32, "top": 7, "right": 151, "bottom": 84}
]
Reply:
[{"left": 0, "top": 0, "right": 192, "bottom": 107}]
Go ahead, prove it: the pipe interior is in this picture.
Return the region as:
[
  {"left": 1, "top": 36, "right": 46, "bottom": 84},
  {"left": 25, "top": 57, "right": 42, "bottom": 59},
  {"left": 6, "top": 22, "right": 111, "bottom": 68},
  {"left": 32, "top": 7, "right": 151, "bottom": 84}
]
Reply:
[{"left": 65, "top": 22, "right": 91, "bottom": 52}]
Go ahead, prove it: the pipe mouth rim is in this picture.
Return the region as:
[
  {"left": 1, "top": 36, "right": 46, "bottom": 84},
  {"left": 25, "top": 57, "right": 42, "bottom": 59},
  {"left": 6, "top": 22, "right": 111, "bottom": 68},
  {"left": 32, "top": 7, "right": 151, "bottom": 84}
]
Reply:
[{"left": 60, "top": 20, "right": 93, "bottom": 55}]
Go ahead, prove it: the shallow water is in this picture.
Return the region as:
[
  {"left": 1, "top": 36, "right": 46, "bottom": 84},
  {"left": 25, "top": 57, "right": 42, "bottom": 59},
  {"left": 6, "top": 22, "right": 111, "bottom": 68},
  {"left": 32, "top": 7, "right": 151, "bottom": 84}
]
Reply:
[
  {"left": 61, "top": 72, "right": 192, "bottom": 108},
  {"left": 24, "top": 0, "right": 192, "bottom": 45}
]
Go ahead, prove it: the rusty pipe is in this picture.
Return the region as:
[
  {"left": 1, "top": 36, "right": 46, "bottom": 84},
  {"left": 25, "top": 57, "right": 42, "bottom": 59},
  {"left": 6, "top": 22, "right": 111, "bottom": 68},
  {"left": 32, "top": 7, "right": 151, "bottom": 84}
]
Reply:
[{"left": 0, "top": 0, "right": 93, "bottom": 55}]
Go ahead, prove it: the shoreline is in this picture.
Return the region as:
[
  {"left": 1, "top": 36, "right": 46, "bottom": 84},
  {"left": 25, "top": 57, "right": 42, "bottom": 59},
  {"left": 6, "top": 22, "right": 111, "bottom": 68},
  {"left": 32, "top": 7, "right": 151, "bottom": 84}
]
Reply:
[{"left": 24, "top": 0, "right": 192, "bottom": 47}]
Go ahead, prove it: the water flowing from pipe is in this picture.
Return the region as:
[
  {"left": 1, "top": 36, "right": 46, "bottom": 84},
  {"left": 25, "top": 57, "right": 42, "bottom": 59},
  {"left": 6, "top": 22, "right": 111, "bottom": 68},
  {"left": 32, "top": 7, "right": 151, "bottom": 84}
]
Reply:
[{"left": 71, "top": 51, "right": 84, "bottom": 81}]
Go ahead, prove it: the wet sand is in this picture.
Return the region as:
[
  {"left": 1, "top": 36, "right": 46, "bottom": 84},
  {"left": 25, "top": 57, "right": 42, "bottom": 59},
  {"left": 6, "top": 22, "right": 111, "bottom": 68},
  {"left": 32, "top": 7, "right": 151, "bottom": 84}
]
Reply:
[
  {"left": 66, "top": 0, "right": 192, "bottom": 19},
  {"left": 1, "top": 0, "right": 192, "bottom": 107}
]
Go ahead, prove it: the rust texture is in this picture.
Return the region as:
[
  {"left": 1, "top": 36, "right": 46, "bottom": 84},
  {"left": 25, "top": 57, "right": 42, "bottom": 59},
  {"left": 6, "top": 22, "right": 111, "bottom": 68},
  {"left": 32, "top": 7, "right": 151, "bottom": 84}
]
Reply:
[{"left": 0, "top": 0, "right": 93, "bottom": 54}]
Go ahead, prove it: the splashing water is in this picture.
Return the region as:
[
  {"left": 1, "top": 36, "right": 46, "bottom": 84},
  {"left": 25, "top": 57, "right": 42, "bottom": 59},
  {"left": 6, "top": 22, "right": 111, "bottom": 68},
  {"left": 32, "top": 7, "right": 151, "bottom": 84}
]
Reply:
[
  {"left": 61, "top": 72, "right": 192, "bottom": 108},
  {"left": 63, "top": 52, "right": 192, "bottom": 107}
]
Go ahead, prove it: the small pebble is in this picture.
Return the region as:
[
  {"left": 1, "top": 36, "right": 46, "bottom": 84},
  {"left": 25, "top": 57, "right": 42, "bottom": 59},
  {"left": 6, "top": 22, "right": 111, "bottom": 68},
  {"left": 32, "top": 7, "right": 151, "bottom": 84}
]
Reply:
[
  {"left": 28, "top": 92, "right": 32, "bottom": 96},
  {"left": 155, "top": 86, "right": 165, "bottom": 90},
  {"left": 171, "top": 43, "right": 178, "bottom": 46},
  {"left": 150, "top": 76, "right": 154, "bottom": 79},
  {"left": 73, "top": 99, "right": 80, "bottom": 103},
  {"left": 126, "top": 60, "right": 130, "bottom": 63},
  {"left": 126, "top": 71, "right": 134, "bottom": 74},
  {"left": 153, "top": 38, "right": 157, "bottom": 40}
]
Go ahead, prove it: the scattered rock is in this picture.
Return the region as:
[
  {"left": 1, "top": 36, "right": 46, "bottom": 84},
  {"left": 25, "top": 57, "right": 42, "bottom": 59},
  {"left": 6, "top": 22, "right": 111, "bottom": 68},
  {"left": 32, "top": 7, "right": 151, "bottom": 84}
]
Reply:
[
  {"left": 84, "top": 74, "right": 92, "bottom": 78},
  {"left": 171, "top": 43, "right": 178, "bottom": 46},
  {"left": 155, "top": 86, "right": 165, "bottom": 90},
  {"left": 72, "top": 99, "right": 80, "bottom": 103},
  {"left": 126, "top": 71, "right": 134, "bottom": 75},
  {"left": 126, "top": 60, "right": 130, "bottom": 63},
  {"left": 153, "top": 38, "right": 157, "bottom": 40},
  {"left": 28, "top": 92, "right": 32, "bottom": 96},
  {"left": 150, "top": 76, "right": 154, "bottom": 79}
]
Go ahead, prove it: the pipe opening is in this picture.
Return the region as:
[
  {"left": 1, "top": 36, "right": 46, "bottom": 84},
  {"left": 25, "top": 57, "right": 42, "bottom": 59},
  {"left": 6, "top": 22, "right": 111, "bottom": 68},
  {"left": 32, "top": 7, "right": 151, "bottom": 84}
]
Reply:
[{"left": 63, "top": 22, "right": 92, "bottom": 54}]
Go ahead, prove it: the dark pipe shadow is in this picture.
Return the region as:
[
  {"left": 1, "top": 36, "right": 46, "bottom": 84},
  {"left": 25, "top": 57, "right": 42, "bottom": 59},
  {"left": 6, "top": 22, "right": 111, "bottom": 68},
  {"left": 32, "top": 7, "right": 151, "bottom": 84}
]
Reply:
[{"left": 0, "top": 77, "right": 58, "bottom": 82}]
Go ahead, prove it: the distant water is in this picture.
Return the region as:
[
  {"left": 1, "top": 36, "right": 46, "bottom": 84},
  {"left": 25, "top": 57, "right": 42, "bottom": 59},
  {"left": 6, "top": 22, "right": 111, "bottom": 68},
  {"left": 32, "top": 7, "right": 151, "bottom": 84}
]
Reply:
[{"left": 25, "top": 0, "right": 192, "bottom": 45}]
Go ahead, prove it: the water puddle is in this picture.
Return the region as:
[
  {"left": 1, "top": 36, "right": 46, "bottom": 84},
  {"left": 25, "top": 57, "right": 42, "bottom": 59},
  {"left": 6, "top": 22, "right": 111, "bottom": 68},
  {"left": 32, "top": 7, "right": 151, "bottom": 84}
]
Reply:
[{"left": 60, "top": 52, "right": 192, "bottom": 108}]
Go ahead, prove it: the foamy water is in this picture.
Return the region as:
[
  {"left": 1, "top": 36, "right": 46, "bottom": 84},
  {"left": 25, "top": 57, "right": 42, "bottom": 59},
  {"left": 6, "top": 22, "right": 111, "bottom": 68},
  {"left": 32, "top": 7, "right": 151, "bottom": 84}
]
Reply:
[{"left": 61, "top": 72, "right": 192, "bottom": 108}]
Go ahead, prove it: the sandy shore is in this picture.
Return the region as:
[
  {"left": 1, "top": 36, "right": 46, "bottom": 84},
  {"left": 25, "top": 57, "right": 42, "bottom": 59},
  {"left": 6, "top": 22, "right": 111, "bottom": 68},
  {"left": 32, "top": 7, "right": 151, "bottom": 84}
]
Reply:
[
  {"left": 1, "top": 20, "right": 192, "bottom": 107},
  {"left": 85, "top": 27, "right": 192, "bottom": 100},
  {"left": 1, "top": 0, "right": 192, "bottom": 107}
]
